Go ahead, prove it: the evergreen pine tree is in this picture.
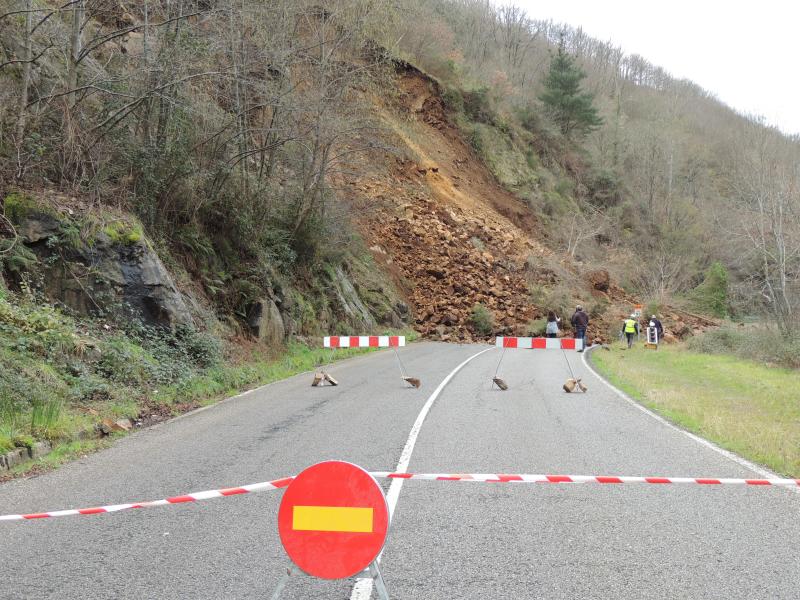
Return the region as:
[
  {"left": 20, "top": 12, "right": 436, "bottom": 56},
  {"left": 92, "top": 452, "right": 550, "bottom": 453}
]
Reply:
[{"left": 539, "top": 47, "right": 603, "bottom": 138}]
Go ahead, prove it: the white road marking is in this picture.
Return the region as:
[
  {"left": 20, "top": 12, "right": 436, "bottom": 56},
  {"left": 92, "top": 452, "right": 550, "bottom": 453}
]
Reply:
[
  {"left": 581, "top": 346, "right": 799, "bottom": 493},
  {"left": 350, "top": 346, "right": 495, "bottom": 600}
]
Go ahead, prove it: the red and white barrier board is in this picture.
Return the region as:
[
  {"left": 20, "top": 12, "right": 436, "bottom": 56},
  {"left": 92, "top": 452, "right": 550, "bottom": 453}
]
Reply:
[
  {"left": 495, "top": 337, "right": 583, "bottom": 350},
  {"left": 324, "top": 336, "right": 405, "bottom": 348}
]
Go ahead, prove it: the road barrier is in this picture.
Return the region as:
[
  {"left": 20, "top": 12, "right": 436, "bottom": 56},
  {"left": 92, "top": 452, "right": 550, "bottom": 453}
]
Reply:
[
  {"left": 495, "top": 337, "right": 583, "bottom": 350},
  {"left": 324, "top": 336, "right": 405, "bottom": 348},
  {"left": 315, "top": 336, "right": 420, "bottom": 388},
  {"left": 4, "top": 470, "right": 797, "bottom": 522},
  {"left": 373, "top": 472, "right": 800, "bottom": 485},
  {"left": 492, "top": 337, "right": 586, "bottom": 391},
  {"left": 0, "top": 477, "right": 293, "bottom": 521}
]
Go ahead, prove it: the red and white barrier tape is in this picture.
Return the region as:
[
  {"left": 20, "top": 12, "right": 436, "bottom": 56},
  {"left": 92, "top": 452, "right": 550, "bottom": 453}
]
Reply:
[
  {"left": 324, "top": 335, "right": 405, "bottom": 348},
  {"left": 3, "top": 472, "right": 797, "bottom": 522},
  {"left": 373, "top": 473, "right": 800, "bottom": 485},
  {"left": 0, "top": 477, "right": 294, "bottom": 521},
  {"left": 495, "top": 337, "right": 583, "bottom": 350}
]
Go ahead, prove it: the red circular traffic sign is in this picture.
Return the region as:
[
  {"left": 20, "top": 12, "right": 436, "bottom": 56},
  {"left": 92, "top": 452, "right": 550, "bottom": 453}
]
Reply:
[{"left": 278, "top": 461, "right": 389, "bottom": 579}]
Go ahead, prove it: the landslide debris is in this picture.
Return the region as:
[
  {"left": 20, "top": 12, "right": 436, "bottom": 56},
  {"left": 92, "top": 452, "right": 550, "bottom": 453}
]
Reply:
[
  {"left": 374, "top": 192, "right": 537, "bottom": 341},
  {"left": 342, "top": 61, "right": 717, "bottom": 343}
]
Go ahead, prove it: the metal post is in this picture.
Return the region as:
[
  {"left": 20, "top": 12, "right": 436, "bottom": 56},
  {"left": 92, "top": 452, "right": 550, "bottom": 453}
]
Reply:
[
  {"left": 369, "top": 562, "right": 391, "bottom": 600},
  {"left": 493, "top": 348, "right": 506, "bottom": 378},
  {"left": 392, "top": 347, "right": 407, "bottom": 379},
  {"left": 269, "top": 567, "right": 292, "bottom": 600},
  {"left": 561, "top": 350, "right": 577, "bottom": 382}
]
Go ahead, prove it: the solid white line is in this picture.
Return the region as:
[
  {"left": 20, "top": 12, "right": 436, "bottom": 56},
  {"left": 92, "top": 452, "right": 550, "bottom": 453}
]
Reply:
[
  {"left": 581, "top": 346, "right": 798, "bottom": 493},
  {"left": 350, "top": 346, "right": 495, "bottom": 600}
]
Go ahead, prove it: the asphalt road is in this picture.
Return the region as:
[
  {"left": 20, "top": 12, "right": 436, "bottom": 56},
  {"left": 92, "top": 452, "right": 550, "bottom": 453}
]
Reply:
[{"left": 1, "top": 342, "right": 798, "bottom": 599}]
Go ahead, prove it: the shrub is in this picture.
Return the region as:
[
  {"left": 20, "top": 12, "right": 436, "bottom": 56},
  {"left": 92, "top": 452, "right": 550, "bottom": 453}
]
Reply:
[
  {"left": 467, "top": 126, "right": 485, "bottom": 154},
  {"left": 462, "top": 87, "right": 494, "bottom": 124},
  {"left": 645, "top": 301, "right": 661, "bottom": 319},
  {"left": 587, "top": 168, "right": 623, "bottom": 208},
  {"left": 588, "top": 298, "right": 609, "bottom": 319},
  {"left": 690, "top": 262, "right": 729, "bottom": 317},
  {"left": 442, "top": 86, "right": 464, "bottom": 113},
  {"left": 687, "top": 326, "right": 800, "bottom": 369},
  {"left": 176, "top": 325, "right": 223, "bottom": 369},
  {"left": 470, "top": 303, "right": 494, "bottom": 335},
  {"left": 103, "top": 219, "right": 144, "bottom": 245},
  {"left": 3, "top": 192, "right": 37, "bottom": 223},
  {"left": 526, "top": 318, "right": 547, "bottom": 336}
]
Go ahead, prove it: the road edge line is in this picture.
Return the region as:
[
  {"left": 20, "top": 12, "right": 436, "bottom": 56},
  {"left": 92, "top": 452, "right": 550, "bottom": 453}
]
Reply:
[{"left": 581, "top": 345, "right": 797, "bottom": 489}]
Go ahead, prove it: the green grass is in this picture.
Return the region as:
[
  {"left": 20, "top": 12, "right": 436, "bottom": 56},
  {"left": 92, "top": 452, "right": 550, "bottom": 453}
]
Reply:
[
  {"left": 1, "top": 439, "right": 113, "bottom": 480},
  {"left": 591, "top": 344, "right": 800, "bottom": 477},
  {"left": 1, "top": 326, "right": 417, "bottom": 476}
]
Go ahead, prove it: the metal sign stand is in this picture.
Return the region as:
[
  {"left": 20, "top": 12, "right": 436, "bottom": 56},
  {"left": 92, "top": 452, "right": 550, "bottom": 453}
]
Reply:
[
  {"left": 393, "top": 347, "right": 420, "bottom": 388},
  {"left": 269, "top": 567, "right": 293, "bottom": 600},
  {"left": 561, "top": 350, "right": 587, "bottom": 393},
  {"left": 369, "top": 561, "right": 391, "bottom": 600},
  {"left": 312, "top": 348, "right": 338, "bottom": 386},
  {"left": 270, "top": 562, "right": 390, "bottom": 600},
  {"left": 491, "top": 348, "right": 508, "bottom": 390}
]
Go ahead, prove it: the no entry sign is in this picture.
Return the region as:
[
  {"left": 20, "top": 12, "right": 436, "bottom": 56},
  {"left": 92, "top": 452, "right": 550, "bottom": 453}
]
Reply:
[{"left": 277, "top": 461, "right": 389, "bottom": 579}]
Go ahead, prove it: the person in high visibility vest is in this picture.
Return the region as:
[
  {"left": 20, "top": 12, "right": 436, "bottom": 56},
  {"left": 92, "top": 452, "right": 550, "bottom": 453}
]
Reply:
[{"left": 622, "top": 314, "right": 639, "bottom": 349}]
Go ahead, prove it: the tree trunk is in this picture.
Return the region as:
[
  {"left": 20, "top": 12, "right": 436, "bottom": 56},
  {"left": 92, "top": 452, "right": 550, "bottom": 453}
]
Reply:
[
  {"left": 67, "top": 0, "right": 85, "bottom": 107},
  {"left": 15, "top": 0, "right": 33, "bottom": 142}
]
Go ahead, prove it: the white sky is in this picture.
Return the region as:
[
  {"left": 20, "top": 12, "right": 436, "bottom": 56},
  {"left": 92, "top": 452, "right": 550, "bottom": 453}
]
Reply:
[{"left": 509, "top": 0, "right": 800, "bottom": 136}]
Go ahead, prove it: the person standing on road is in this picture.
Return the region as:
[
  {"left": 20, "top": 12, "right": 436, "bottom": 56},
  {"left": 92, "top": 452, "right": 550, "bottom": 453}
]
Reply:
[
  {"left": 545, "top": 311, "right": 561, "bottom": 338},
  {"left": 622, "top": 314, "right": 639, "bottom": 349},
  {"left": 570, "top": 305, "right": 589, "bottom": 351}
]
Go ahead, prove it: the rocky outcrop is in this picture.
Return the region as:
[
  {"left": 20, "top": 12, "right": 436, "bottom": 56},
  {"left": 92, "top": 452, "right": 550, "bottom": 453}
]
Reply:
[
  {"left": 247, "top": 297, "right": 285, "bottom": 345},
  {"left": 15, "top": 211, "right": 191, "bottom": 329},
  {"left": 328, "top": 265, "right": 378, "bottom": 331}
]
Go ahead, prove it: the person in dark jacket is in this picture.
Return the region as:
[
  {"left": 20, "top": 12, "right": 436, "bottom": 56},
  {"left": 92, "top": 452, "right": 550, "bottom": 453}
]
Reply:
[{"left": 570, "top": 305, "right": 589, "bottom": 351}]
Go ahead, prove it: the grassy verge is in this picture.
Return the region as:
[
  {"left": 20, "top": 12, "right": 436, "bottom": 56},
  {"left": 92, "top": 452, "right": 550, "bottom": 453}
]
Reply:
[
  {"left": 0, "top": 337, "right": 417, "bottom": 480},
  {"left": 590, "top": 343, "right": 800, "bottom": 477},
  {"left": 0, "top": 283, "right": 417, "bottom": 477},
  {"left": 154, "top": 340, "right": 393, "bottom": 407}
]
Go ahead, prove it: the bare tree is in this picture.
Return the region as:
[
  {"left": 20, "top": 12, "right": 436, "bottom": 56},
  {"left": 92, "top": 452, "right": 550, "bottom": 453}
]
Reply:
[{"left": 729, "top": 120, "right": 800, "bottom": 334}]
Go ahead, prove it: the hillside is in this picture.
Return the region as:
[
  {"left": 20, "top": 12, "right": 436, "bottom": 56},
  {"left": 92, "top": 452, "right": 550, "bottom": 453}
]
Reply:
[
  {"left": 341, "top": 61, "right": 716, "bottom": 342},
  {"left": 0, "top": 0, "right": 795, "bottom": 460}
]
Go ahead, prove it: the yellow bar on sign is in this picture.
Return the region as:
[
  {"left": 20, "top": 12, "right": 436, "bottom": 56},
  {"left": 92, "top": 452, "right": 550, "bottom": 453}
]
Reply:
[{"left": 292, "top": 506, "right": 374, "bottom": 533}]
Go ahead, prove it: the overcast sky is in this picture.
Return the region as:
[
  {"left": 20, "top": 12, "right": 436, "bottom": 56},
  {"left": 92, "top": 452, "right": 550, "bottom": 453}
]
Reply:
[{"left": 509, "top": 1, "right": 800, "bottom": 135}]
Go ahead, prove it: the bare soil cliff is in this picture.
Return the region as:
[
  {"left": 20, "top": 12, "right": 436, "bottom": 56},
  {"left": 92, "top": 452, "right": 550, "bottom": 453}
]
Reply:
[{"left": 338, "top": 63, "right": 716, "bottom": 343}]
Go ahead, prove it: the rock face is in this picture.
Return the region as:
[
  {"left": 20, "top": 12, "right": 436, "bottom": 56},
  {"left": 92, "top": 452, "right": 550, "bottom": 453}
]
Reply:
[
  {"left": 247, "top": 298, "right": 285, "bottom": 345},
  {"left": 328, "top": 265, "right": 378, "bottom": 331},
  {"left": 18, "top": 211, "right": 191, "bottom": 329}
]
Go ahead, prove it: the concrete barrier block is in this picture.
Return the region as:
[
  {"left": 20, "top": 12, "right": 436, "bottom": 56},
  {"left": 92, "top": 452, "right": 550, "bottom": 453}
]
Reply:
[{"left": 6, "top": 448, "right": 29, "bottom": 468}]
